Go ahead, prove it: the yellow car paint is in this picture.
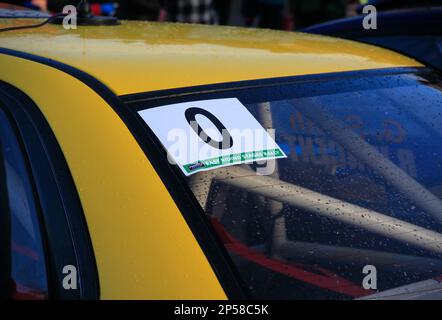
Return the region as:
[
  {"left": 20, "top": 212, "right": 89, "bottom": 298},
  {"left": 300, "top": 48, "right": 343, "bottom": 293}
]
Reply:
[
  {"left": 0, "top": 19, "right": 427, "bottom": 299},
  {"left": 0, "top": 19, "right": 422, "bottom": 95},
  {"left": 0, "top": 53, "right": 226, "bottom": 299}
]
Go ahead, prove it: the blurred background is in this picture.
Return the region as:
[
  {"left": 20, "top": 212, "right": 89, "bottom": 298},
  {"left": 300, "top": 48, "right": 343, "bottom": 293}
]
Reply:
[
  {"left": 2, "top": 1, "right": 441, "bottom": 70},
  {"left": 2, "top": 0, "right": 439, "bottom": 30}
]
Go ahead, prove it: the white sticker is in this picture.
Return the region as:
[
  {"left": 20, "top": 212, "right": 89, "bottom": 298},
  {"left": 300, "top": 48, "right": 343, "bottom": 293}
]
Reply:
[{"left": 138, "top": 98, "right": 287, "bottom": 176}]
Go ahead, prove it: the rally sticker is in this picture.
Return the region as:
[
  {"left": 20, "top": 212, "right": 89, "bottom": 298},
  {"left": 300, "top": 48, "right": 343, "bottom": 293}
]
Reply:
[{"left": 138, "top": 98, "right": 287, "bottom": 176}]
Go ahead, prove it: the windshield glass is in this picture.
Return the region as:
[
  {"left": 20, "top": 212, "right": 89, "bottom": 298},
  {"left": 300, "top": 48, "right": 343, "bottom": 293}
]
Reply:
[{"left": 135, "top": 68, "right": 442, "bottom": 299}]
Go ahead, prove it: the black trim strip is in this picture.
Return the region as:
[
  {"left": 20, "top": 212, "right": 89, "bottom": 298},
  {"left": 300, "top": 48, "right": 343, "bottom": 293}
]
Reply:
[
  {"left": 0, "top": 47, "right": 248, "bottom": 299},
  {"left": 119, "top": 67, "right": 423, "bottom": 104}
]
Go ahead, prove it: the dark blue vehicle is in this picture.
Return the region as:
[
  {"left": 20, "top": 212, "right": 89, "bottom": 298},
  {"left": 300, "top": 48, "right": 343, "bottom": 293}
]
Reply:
[{"left": 302, "top": 2, "right": 442, "bottom": 71}]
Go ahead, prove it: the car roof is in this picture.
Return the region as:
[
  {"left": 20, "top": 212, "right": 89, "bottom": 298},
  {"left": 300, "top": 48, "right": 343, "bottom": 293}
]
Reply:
[{"left": 0, "top": 19, "right": 421, "bottom": 95}]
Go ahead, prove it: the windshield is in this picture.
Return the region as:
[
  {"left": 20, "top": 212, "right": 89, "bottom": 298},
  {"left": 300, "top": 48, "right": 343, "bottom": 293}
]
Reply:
[{"left": 135, "top": 68, "right": 442, "bottom": 299}]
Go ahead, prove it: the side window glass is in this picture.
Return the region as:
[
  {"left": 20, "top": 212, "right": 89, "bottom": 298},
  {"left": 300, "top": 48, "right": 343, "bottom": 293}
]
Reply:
[{"left": 0, "top": 107, "right": 48, "bottom": 300}]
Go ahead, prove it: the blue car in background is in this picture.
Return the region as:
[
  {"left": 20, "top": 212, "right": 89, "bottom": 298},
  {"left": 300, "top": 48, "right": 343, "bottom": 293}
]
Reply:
[{"left": 302, "top": 1, "right": 442, "bottom": 71}]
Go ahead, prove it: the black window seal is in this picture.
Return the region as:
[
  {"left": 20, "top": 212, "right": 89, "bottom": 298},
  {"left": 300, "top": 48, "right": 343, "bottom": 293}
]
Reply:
[
  {"left": 119, "top": 67, "right": 425, "bottom": 104},
  {"left": 0, "top": 81, "right": 99, "bottom": 300}
]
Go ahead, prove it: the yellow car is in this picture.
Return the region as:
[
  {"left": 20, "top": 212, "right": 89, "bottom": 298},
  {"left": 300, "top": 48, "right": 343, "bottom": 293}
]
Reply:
[{"left": 1, "top": 9, "right": 442, "bottom": 300}]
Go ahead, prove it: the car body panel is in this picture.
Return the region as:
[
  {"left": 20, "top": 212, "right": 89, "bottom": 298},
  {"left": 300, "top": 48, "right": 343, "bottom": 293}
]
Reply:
[
  {"left": 1, "top": 19, "right": 434, "bottom": 300},
  {"left": 0, "top": 19, "right": 421, "bottom": 95},
  {"left": 0, "top": 53, "right": 226, "bottom": 299}
]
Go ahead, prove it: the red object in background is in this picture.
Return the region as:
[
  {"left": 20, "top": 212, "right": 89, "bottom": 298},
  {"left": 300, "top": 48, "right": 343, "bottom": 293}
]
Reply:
[
  {"left": 30, "top": 0, "right": 47, "bottom": 11},
  {"left": 12, "top": 242, "right": 39, "bottom": 261},
  {"left": 158, "top": 8, "right": 167, "bottom": 22},
  {"left": 91, "top": 3, "right": 101, "bottom": 16},
  {"left": 90, "top": 3, "right": 118, "bottom": 17},
  {"left": 211, "top": 218, "right": 371, "bottom": 298},
  {"left": 282, "top": 14, "right": 294, "bottom": 31},
  {"left": 11, "top": 282, "right": 47, "bottom": 300}
]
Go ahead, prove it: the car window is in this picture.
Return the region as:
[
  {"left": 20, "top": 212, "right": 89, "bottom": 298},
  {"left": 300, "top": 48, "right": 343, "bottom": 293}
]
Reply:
[
  {"left": 136, "top": 69, "right": 442, "bottom": 299},
  {"left": 0, "top": 107, "right": 48, "bottom": 300}
]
